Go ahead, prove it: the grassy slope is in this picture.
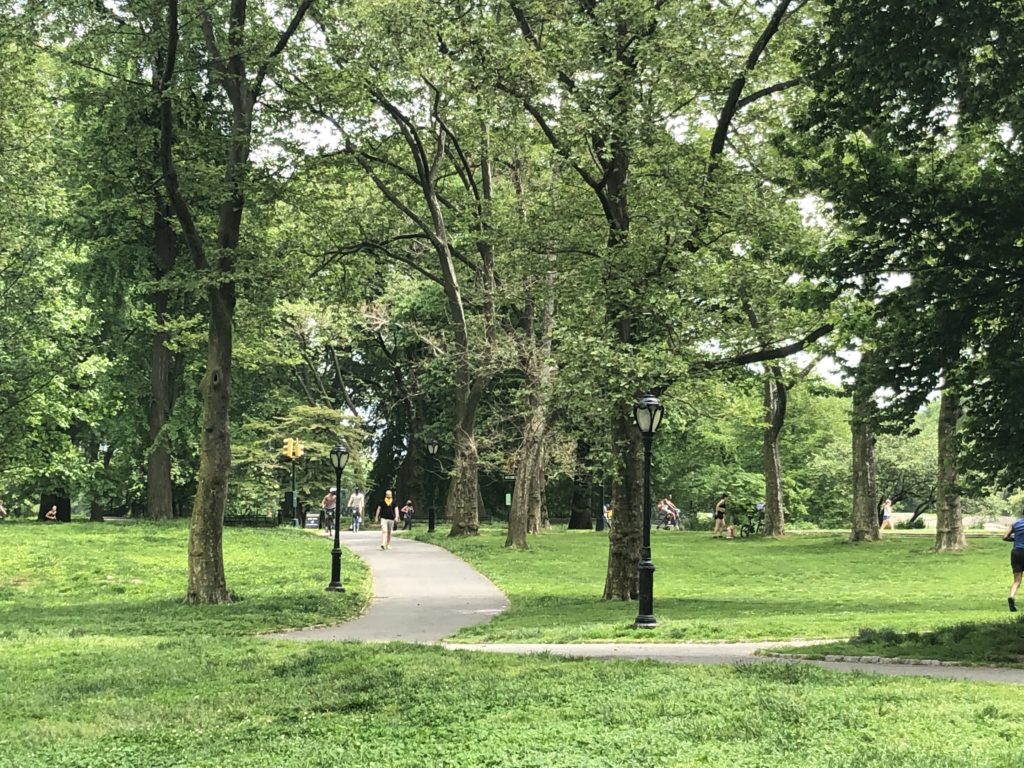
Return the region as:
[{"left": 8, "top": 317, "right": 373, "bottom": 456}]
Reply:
[
  {"left": 413, "top": 527, "right": 1021, "bottom": 647},
  {"left": 2, "top": 522, "right": 1023, "bottom": 767},
  {"left": 0, "top": 521, "right": 368, "bottom": 637}
]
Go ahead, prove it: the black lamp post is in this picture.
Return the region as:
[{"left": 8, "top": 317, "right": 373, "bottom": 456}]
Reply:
[
  {"left": 327, "top": 443, "right": 349, "bottom": 592},
  {"left": 427, "top": 438, "right": 439, "bottom": 533},
  {"left": 633, "top": 393, "right": 664, "bottom": 628}
]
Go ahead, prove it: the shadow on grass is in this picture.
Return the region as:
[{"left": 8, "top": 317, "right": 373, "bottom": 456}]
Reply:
[
  {"left": 511, "top": 593, "right": 975, "bottom": 618},
  {"left": 0, "top": 591, "right": 361, "bottom": 638},
  {"left": 781, "top": 616, "right": 1024, "bottom": 666}
]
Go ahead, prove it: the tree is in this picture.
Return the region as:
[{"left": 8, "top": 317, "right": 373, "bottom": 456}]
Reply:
[
  {"left": 157, "top": 0, "right": 315, "bottom": 603},
  {"left": 796, "top": 0, "right": 1024, "bottom": 488},
  {"left": 0, "top": 12, "right": 99, "bottom": 510}
]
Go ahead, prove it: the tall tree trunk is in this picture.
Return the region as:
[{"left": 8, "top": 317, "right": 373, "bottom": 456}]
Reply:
[
  {"left": 850, "top": 379, "right": 879, "bottom": 542},
  {"left": 567, "top": 440, "right": 594, "bottom": 530},
  {"left": 761, "top": 367, "right": 786, "bottom": 536},
  {"left": 605, "top": 410, "right": 644, "bottom": 599},
  {"left": 508, "top": 309, "right": 550, "bottom": 547},
  {"left": 187, "top": 282, "right": 233, "bottom": 604},
  {"left": 447, "top": 408, "right": 482, "bottom": 537},
  {"left": 934, "top": 387, "right": 966, "bottom": 552},
  {"left": 396, "top": 407, "right": 426, "bottom": 513},
  {"left": 507, "top": 163, "right": 553, "bottom": 547},
  {"left": 507, "top": 409, "right": 544, "bottom": 548},
  {"left": 147, "top": 203, "right": 175, "bottom": 521}
]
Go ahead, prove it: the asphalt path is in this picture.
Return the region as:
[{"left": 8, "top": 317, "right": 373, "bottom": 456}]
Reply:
[
  {"left": 270, "top": 532, "right": 1024, "bottom": 685},
  {"left": 267, "top": 530, "right": 508, "bottom": 643}
]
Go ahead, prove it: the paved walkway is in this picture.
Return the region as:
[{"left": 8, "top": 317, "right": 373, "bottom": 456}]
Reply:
[
  {"left": 271, "top": 533, "right": 1024, "bottom": 685},
  {"left": 267, "top": 531, "right": 508, "bottom": 643}
]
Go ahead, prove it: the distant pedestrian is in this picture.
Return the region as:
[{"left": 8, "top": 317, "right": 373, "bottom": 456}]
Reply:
[
  {"left": 348, "top": 488, "right": 365, "bottom": 532},
  {"left": 375, "top": 489, "right": 400, "bottom": 550},
  {"left": 0, "top": 499, "right": 7, "bottom": 520},
  {"left": 1002, "top": 512, "right": 1024, "bottom": 612},
  {"left": 44, "top": 504, "right": 58, "bottom": 522},
  {"left": 713, "top": 493, "right": 728, "bottom": 538},
  {"left": 401, "top": 500, "right": 415, "bottom": 530},
  {"left": 879, "top": 498, "right": 894, "bottom": 531},
  {"left": 602, "top": 503, "right": 613, "bottom": 531}
]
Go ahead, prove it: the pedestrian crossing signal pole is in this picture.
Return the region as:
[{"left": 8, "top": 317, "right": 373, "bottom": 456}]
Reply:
[{"left": 282, "top": 438, "right": 304, "bottom": 525}]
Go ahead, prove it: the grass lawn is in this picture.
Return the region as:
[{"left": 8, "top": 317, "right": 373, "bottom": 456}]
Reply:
[
  {"left": 2, "top": 521, "right": 1023, "bottom": 767},
  {"left": 411, "top": 527, "right": 1023, "bottom": 651}
]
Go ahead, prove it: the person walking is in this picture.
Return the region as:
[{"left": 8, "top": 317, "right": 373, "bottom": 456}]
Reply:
[
  {"left": 879, "top": 498, "right": 894, "bottom": 531},
  {"left": 1002, "top": 511, "right": 1024, "bottom": 612},
  {"left": 401, "top": 499, "right": 415, "bottom": 530},
  {"left": 713, "top": 493, "right": 728, "bottom": 538},
  {"left": 321, "top": 487, "right": 337, "bottom": 536},
  {"left": 374, "top": 489, "right": 400, "bottom": 550},
  {"left": 347, "top": 488, "right": 365, "bottom": 532}
]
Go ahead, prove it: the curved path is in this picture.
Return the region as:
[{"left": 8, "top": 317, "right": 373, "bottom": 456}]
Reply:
[
  {"left": 272, "top": 533, "right": 1024, "bottom": 685},
  {"left": 268, "top": 531, "right": 508, "bottom": 643}
]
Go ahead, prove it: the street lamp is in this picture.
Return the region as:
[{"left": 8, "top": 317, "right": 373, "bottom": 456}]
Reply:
[
  {"left": 633, "top": 393, "right": 664, "bottom": 629},
  {"left": 327, "top": 443, "right": 349, "bottom": 592},
  {"left": 427, "top": 438, "right": 439, "bottom": 533}
]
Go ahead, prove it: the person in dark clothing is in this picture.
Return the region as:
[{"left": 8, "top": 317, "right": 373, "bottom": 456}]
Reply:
[
  {"left": 713, "top": 493, "right": 728, "bottom": 538},
  {"left": 375, "top": 489, "right": 400, "bottom": 550},
  {"left": 1002, "top": 512, "right": 1024, "bottom": 612},
  {"left": 401, "top": 500, "right": 415, "bottom": 530}
]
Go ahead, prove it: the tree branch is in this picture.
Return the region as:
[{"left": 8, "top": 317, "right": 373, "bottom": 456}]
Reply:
[
  {"left": 736, "top": 78, "right": 802, "bottom": 110},
  {"left": 695, "top": 323, "right": 833, "bottom": 369},
  {"left": 253, "top": 0, "right": 315, "bottom": 97}
]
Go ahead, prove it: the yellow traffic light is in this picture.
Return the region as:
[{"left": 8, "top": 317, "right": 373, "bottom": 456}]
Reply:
[
  {"left": 294, "top": 440, "right": 304, "bottom": 458},
  {"left": 283, "top": 437, "right": 294, "bottom": 459}
]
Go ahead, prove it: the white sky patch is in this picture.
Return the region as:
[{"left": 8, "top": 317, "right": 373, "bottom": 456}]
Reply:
[{"left": 796, "top": 195, "right": 830, "bottom": 228}]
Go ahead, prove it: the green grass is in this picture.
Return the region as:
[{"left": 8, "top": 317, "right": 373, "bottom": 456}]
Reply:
[
  {"left": 773, "top": 620, "right": 1024, "bottom": 666},
  {"left": 0, "top": 520, "right": 369, "bottom": 637},
  {"left": 3, "top": 521, "right": 1024, "bottom": 767},
  {"left": 3, "top": 634, "right": 1024, "bottom": 767},
  {"left": 412, "top": 527, "right": 1020, "bottom": 647}
]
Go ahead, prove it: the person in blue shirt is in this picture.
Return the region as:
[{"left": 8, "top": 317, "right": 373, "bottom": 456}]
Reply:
[{"left": 1001, "top": 513, "right": 1024, "bottom": 612}]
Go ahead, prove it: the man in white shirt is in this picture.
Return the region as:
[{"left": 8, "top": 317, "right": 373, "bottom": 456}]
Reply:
[{"left": 347, "top": 488, "right": 365, "bottom": 532}]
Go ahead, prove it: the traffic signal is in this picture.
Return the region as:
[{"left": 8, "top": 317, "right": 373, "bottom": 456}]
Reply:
[
  {"left": 294, "top": 440, "right": 304, "bottom": 458},
  {"left": 283, "top": 437, "right": 294, "bottom": 459}
]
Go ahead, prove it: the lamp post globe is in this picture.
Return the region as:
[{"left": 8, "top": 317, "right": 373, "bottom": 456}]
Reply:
[
  {"left": 327, "top": 444, "right": 349, "bottom": 592},
  {"left": 427, "top": 439, "right": 439, "bottom": 533},
  {"left": 633, "top": 393, "right": 663, "bottom": 628}
]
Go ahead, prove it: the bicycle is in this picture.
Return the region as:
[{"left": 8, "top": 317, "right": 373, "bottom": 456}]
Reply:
[
  {"left": 654, "top": 508, "right": 681, "bottom": 530},
  {"left": 739, "top": 506, "right": 764, "bottom": 537}
]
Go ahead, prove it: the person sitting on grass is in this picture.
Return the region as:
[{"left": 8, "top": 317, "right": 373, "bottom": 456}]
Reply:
[{"left": 1002, "top": 511, "right": 1024, "bottom": 612}]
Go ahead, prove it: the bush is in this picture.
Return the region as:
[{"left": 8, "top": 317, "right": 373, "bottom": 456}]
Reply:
[{"left": 896, "top": 517, "right": 926, "bottom": 530}]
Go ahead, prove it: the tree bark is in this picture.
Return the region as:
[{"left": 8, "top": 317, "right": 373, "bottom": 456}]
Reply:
[
  {"left": 604, "top": 409, "right": 644, "bottom": 599},
  {"left": 850, "top": 380, "right": 879, "bottom": 542},
  {"left": 507, "top": 409, "right": 544, "bottom": 548},
  {"left": 934, "top": 387, "right": 966, "bottom": 552},
  {"left": 187, "top": 281, "right": 233, "bottom": 604},
  {"left": 567, "top": 440, "right": 595, "bottom": 530},
  {"left": 446, "top": 416, "right": 482, "bottom": 537},
  {"left": 761, "top": 367, "right": 786, "bottom": 536},
  {"left": 146, "top": 203, "right": 176, "bottom": 521}
]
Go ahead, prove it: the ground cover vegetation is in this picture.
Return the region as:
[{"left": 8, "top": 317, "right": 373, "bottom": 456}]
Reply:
[
  {"left": 2, "top": 523, "right": 1023, "bottom": 768},
  {"left": 413, "top": 526, "right": 1018, "bottom": 648}
]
